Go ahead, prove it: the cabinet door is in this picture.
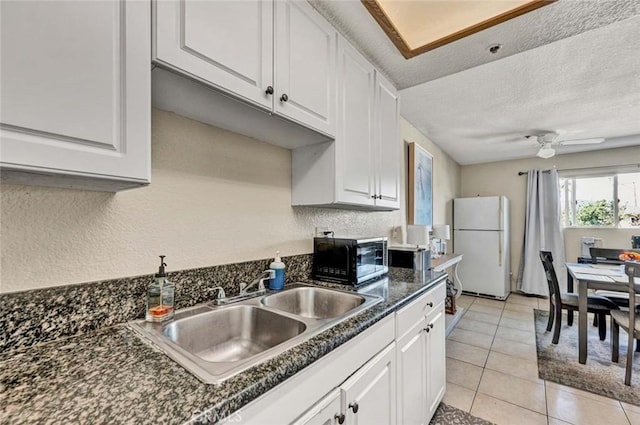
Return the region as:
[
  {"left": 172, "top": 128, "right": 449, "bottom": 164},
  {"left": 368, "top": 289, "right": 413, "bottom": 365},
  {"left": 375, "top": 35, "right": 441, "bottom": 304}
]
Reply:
[
  {"left": 396, "top": 321, "right": 427, "bottom": 425},
  {"left": 154, "top": 0, "right": 273, "bottom": 109},
  {"left": 1, "top": 0, "right": 150, "bottom": 187},
  {"left": 374, "top": 72, "right": 400, "bottom": 209},
  {"left": 342, "top": 343, "right": 396, "bottom": 425},
  {"left": 292, "top": 389, "right": 343, "bottom": 425},
  {"left": 334, "top": 37, "right": 375, "bottom": 206},
  {"left": 275, "top": 0, "right": 336, "bottom": 136},
  {"left": 425, "top": 303, "right": 446, "bottom": 419}
]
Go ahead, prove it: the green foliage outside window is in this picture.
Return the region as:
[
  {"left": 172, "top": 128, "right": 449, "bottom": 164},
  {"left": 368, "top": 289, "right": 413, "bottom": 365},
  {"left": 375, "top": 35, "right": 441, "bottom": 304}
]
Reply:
[
  {"left": 576, "top": 200, "right": 614, "bottom": 226},
  {"left": 621, "top": 211, "right": 640, "bottom": 226}
]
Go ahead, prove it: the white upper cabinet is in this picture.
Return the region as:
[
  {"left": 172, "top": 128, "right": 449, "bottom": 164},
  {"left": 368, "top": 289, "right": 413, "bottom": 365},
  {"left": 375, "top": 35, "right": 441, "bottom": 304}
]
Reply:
[
  {"left": 153, "top": 0, "right": 335, "bottom": 138},
  {"left": 275, "top": 0, "right": 336, "bottom": 136},
  {"left": 291, "top": 36, "right": 400, "bottom": 210},
  {"left": 374, "top": 72, "right": 401, "bottom": 209},
  {"left": 0, "top": 0, "right": 150, "bottom": 191},
  {"left": 335, "top": 37, "right": 376, "bottom": 206},
  {"left": 153, "top": 0, "right": 273, "bottom": 109}
]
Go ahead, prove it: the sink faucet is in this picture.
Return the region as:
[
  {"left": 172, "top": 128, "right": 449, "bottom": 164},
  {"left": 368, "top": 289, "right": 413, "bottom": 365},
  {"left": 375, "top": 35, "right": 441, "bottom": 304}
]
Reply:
[
  {"left": 208, "top": 286, "right": 227, "bottom": 303},
  {"left": 239, "top": 270, "right": 275, "bottom": 296}
]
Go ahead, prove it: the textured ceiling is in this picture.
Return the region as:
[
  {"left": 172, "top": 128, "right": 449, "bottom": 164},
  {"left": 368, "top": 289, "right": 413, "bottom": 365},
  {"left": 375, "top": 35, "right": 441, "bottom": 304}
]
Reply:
[
  {"left": 309, "top": 0, "right": 640, "bottom": 164},
  {"left": 400, "top": 15, "right": 640, "bottom": 164}
]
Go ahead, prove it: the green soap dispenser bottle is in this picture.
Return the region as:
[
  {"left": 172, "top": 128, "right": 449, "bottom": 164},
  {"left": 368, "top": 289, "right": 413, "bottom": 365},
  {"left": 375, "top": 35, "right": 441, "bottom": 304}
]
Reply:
[{"left": 145, "top": 255, "right": 175, "bottom": 322}]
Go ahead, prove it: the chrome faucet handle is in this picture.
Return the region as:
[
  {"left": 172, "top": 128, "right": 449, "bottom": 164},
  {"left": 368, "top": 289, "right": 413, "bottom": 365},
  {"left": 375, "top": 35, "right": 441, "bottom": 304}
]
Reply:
[
  {"left": 257, "top": 279, "right": 267, "bottom": 291},
  {"left": 239, "top": 281, "right": 248, "bottom": 294},
  {"left": 239, "top": 270, "right": 274, "bottom": 295},
  {"left": 258, "top": 270, "right": 275, "bottom": 291},
  {"left": 209, "top": 286, "right": 227, "bottom": 300}
]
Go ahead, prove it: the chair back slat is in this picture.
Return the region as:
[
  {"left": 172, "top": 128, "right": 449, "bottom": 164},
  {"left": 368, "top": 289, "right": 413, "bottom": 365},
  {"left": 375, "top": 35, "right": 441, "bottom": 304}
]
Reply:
[
  {"left": 626, "top": 262, "right": 640, "bottom": 340},
  {"left": 540, "top": 251, "right": 562, "bottom": 307}
]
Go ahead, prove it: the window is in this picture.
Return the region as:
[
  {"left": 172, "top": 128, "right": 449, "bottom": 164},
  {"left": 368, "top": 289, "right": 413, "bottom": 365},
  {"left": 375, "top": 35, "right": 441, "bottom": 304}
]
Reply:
[{"left": 560, "top": 172, "right": 640, "bottom": 228}]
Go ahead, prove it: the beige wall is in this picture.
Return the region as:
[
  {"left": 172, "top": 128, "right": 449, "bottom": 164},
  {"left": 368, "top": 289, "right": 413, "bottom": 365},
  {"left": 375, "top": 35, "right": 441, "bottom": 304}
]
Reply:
[
  {"left": 460, "top": 145, "right": 640, "bottom": 290},
  {"left": 0, "top": 110, "right": 460, "bottom": 293}
]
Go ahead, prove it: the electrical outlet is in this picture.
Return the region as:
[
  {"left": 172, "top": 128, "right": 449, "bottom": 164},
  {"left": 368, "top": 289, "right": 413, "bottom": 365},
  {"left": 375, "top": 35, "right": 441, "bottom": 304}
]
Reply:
[{"left": 391, "top": 226, "right": 404, "bottom": 244}]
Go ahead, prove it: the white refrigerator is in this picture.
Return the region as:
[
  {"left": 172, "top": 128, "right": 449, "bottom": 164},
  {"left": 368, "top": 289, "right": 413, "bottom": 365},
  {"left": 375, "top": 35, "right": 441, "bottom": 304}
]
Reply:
[{"left": 453, "top": 196, "right": 510, "bottom": 299}]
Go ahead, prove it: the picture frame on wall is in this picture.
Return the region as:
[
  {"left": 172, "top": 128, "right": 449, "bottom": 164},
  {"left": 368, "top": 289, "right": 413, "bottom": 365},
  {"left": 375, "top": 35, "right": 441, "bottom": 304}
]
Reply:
[{"left": 408, "top": 142, "right": 433, "bottom": 228}]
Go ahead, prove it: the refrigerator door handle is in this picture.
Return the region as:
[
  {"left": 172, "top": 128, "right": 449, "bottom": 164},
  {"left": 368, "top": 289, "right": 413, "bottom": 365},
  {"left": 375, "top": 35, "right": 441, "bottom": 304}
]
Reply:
[
  {"left": 498, "top": 235, "right": 502, "bottom": 267},
  {"left": 499, "top": 197, "right": 503, "bottom": 231}
]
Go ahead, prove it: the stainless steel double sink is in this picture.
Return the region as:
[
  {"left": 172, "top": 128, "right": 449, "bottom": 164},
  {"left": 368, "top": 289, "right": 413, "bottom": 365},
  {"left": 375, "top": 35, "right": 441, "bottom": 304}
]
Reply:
[{"left": 129, "top": 284, "right": 382, "bottom": 384}]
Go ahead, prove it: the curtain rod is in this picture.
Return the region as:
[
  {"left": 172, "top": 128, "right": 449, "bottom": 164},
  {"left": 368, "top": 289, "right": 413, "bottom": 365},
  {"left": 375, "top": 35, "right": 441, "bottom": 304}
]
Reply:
[{"left": 517, "top": 163, "right": 640, "bottom": 176}]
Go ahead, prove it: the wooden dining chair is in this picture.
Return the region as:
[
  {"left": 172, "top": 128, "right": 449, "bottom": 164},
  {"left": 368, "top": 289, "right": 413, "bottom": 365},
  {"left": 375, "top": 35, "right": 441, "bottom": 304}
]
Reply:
[
  {"left": 540, "top": 251, "right": 619, "bottom": 344},
  {"left": 590, "top": 249, "right": 640, "bottom": 353},
  {"left": 611, "top": 261, "right": 640, "bottom": 385}
]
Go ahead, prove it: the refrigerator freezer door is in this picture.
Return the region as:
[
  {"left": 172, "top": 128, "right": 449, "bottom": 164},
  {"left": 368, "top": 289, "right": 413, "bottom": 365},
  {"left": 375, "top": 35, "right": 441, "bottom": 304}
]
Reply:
[
  {"left": 454, "top": 196, "right": 504, "bottom": 230},
  {"left": 454, "top": 229, "right": 509, "bottom": 299}
]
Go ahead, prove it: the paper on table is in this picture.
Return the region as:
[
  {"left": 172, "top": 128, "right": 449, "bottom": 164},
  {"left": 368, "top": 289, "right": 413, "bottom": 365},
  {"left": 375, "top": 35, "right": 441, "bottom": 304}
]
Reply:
[
  {"left": 610, "top": 275, "right": 640, "bottom": 284},
  {"left": 581, "top": 267, "right": 624, "bottom": 276},
  {"left": 573, "top": 273, "right": 615, "bottom": 282},
  {"left": 589, "top": 264, "right": 624, "bottom": 271}
]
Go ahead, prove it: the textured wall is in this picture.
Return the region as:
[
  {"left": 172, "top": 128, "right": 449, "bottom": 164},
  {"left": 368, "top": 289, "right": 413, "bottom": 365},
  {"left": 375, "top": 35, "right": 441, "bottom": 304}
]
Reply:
[
  {"left": 0, "top": 109, "right": 460, "bottom": 293},
  {"left": 460, "top": 145, "right": 640, "bottom": 290}
]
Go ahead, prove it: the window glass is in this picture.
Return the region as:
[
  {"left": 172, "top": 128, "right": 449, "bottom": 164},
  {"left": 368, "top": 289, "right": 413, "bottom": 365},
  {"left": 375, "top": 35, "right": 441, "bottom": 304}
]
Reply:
[
  {"left": 560, "top": 171, "right": 640, "bottom": 228},
  {"left": 618, "top": 172, "right": 640, "bottom": 228},
  {"left": 574, "top": 176, "right": 614, "bottom": 226}
]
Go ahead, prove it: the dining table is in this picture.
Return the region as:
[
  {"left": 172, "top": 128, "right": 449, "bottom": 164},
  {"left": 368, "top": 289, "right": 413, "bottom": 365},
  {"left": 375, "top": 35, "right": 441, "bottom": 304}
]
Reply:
[{"left": 566, "top": 262, "right": 639, "bottom": 364}]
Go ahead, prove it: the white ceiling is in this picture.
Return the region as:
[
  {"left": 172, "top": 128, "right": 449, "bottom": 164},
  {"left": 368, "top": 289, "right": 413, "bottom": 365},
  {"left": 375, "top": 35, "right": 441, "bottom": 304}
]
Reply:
[{"left": 310, "top": 0, "right": 640, "bottom": 165}]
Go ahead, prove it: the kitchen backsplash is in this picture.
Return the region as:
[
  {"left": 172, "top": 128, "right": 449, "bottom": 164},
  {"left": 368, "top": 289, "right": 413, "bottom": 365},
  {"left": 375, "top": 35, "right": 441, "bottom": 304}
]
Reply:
[{"left": 0, "top": 254, "right": 312, "bottom": 354}]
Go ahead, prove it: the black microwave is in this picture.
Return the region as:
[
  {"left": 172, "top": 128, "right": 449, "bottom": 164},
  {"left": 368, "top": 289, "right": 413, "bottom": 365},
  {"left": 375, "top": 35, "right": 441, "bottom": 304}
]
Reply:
[{"left": 313, "top": 237, "right": 388, "bottom": 285}]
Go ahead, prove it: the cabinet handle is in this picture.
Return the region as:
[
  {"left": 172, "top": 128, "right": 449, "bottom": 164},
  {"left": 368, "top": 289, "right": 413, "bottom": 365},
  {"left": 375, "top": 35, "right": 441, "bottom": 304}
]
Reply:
[
  {"left": 334, "top": 413, "right": 346, "bottom": 424},
  {"left": 349, "top": 402, "right": 359, "bottom": 414},
  {"left": 280, "top": 93, "right": 289, "bottom": 102},
  {"left": 426, "top": 302, "right": 434, "bottom": 308},
  {"left": 371, "top": 194, "right": 376, "bottom": 199},
  {"left": 377, "top": 195, "right": 382, "bottom": 199},
  {"left": 424, "top": 323, "right": 434, "bottom": 333},
  {"left": 265, "top": 86, "right": 274, "bottom": 95}
]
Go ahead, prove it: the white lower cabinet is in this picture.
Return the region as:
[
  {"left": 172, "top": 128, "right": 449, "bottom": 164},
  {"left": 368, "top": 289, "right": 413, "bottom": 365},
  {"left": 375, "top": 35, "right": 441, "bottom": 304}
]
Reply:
[
  {"left": 293, "top": 343, "right": 396, "bottom": 425},
  {"left": 425, "top": 303, "right": 446, "bottom": 419},
  {"left": 397, "top": 318, "right": 427, "bottom": 424},
  {"left": 292, "top": 389, "right": 343, "bottom": 425},
  {"left": 396, "top": 280, "right": 447, "bottom": 425},
  {"left": 341, "top": 343, "right": 397, "bottom": 425}
]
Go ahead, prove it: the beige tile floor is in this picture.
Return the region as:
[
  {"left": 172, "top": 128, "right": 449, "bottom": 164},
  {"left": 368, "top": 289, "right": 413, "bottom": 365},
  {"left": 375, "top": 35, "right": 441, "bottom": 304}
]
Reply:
[{"left": 444, "top": 293, "right": 638, "bottom": 425}]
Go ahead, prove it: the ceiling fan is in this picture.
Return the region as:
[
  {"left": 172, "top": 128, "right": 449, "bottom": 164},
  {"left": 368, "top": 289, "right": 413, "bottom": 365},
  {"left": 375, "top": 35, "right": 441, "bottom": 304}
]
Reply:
[{"left": 526, "top": 131, "right": 605, "bottom": 159}]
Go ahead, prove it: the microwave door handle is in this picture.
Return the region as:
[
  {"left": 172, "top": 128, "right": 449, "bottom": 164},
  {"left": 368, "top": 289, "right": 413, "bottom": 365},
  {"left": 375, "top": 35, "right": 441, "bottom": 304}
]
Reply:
[{"left": 345, "top": 245, "right": 351, "bottom": 277}]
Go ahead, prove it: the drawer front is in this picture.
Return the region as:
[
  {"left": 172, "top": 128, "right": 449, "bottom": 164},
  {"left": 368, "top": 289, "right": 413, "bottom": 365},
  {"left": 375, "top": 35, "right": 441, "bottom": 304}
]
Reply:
[{"left": 396, "top": 280, "right": 446, "bottom": 339}]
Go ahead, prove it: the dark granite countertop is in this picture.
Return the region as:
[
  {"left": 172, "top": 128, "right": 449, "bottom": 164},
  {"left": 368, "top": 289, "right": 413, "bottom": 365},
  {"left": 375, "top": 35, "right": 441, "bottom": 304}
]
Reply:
[{"left": 0, "top": 268, "right": 446, "bottom": 425}]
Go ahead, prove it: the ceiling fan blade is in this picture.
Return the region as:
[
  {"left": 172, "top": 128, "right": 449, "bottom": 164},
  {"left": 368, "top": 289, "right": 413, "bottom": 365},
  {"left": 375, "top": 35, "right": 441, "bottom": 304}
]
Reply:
[{"left": 559, "top": 138, "right": 605, "bottom": 145}]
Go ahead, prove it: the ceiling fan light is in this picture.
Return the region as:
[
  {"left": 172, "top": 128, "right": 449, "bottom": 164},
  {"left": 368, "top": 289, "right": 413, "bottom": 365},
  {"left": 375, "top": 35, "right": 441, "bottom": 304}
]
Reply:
[{"left": 536, "top": 143, "right": 556, "bottom": 159}]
